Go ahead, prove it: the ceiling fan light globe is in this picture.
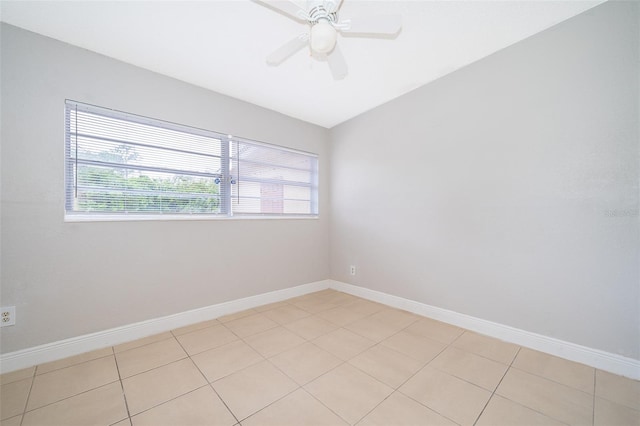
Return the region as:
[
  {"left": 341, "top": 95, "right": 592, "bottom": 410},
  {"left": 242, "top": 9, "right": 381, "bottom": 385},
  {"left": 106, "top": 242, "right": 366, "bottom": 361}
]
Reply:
[{"left": 311, "top": 20, "right": 337, "bottom": 53}]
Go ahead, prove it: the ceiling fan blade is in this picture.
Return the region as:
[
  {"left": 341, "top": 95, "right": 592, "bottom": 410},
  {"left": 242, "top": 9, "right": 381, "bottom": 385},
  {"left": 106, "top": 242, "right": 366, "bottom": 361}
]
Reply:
[
  {"left": 266, "top": 34, "right": 309, "bottom": 66},
  {"left": 341, "top": 14, "right": 402, "bottom": 35},
  {"left": 327, "top": 44, "right": 348, "bottom": 80},
  {"left": 253, "top": 0, "right": 307, "bottom": 22}
]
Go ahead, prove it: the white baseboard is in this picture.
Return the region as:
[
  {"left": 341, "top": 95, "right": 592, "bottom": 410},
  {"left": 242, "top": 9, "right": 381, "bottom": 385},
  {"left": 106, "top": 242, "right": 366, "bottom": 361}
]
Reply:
[
  {"left": 0, "top": 280, "right": 330, "bottom": 374},
  {"left": 3, "top": 278, "right": 638, "bottom": 380},
  {"left": 328, "top": 280, "right": 640, "bottom": 380}
]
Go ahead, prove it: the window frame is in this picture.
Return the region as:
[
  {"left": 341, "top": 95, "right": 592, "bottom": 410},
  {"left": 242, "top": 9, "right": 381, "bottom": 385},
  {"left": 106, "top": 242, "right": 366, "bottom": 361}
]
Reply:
[{"left": 64, "top": 100, "right": 319, "bottom": 221}]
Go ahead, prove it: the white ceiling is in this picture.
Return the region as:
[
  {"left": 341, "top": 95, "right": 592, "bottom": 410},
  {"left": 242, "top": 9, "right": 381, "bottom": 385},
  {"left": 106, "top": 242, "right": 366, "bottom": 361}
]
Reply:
[{"left": 1, "top": 0, "right": 603, "bottom": 128}]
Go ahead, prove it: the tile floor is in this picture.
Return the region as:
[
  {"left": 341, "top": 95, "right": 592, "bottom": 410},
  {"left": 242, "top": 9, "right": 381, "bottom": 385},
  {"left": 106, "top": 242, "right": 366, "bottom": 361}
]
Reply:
[{"left": 1, "top": 289, "right": 639, "bottom": 425}]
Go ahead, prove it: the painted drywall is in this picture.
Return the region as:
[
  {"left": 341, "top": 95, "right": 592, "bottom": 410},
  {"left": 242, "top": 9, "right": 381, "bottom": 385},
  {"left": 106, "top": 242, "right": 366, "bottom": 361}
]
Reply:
[
  {"left": 0, "top": 24, "right": 330, "bottom": 353},
  {"left": 330, "top": 1, "right": 639, "bottom": 360}
]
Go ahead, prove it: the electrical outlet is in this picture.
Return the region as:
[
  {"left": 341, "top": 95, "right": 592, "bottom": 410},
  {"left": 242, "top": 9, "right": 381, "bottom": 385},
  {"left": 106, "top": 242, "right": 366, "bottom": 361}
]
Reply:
[
  {"left": 1, "top": 306, "right": 16, "bottom": 327},
  {"left": 350, "top": 265, "right": 356, "bottom": 276}
]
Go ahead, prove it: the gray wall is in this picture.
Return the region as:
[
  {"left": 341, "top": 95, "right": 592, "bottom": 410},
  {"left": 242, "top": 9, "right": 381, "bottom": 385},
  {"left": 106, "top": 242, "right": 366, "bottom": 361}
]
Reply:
[
  {"left": 330, "top": 1, "right": 639, "bottom": 360},
  {"left": 0, "top": 24, "right": 330, "bottom": 353},
  {"left": 2, "top": 1, "right": 639, "bottom": 361}
]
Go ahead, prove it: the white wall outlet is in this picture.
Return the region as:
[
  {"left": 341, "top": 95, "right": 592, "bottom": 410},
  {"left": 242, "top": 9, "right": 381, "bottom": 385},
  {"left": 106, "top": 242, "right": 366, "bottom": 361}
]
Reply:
[
  {"left": 1, "top": 306, "right": 16, "bottom": 327},
  {"left": 350, "top": 265, "right": 356, "bottom": 276}
]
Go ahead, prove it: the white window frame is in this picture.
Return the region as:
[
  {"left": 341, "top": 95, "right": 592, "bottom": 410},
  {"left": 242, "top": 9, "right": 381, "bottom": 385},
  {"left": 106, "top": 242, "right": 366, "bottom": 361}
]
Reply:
[{"left": 64, "top": 100, "right": 319, "bottom": 221}]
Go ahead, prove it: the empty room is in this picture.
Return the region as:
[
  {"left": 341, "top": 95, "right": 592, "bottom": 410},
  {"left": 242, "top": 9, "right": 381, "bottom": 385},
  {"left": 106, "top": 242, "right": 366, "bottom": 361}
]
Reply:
[{"left": 0, "top": 0, "right": 638, "bottom": 425}]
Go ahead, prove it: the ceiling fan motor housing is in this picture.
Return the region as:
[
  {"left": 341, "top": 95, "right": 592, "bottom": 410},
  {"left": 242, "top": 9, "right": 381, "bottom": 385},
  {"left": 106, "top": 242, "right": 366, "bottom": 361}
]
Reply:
[{"left": 308, "top": 7, "right": 337, "bottom": 25}]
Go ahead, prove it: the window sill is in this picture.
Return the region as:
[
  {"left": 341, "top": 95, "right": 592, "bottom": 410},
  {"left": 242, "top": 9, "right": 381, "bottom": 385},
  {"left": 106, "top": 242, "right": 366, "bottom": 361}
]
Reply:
[{"left": 64, "top": 214, "right": 319, "bottom": 223}]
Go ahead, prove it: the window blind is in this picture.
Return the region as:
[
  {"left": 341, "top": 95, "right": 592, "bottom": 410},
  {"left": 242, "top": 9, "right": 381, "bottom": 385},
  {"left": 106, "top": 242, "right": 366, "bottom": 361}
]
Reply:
[
  {"left": 231, "top": 140, "right": 318, "bottom": 216},
  {"left": 64, "top": 100, "right": 318, "bottom": 218}
]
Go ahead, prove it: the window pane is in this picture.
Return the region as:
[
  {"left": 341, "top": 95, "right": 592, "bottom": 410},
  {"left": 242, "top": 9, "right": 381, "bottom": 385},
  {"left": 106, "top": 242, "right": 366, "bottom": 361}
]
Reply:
[
  {"left": 74, "top": 164, "right": 221, "bottom": 214},
  {"left": 65, "top": 100, "right": 318, "bottom": 219},
  {"left": 231, "top": 140, "right": 317, "bottom": 215},
  {"left": 66, "top": 101, "right": 224, "bottom": 216}
]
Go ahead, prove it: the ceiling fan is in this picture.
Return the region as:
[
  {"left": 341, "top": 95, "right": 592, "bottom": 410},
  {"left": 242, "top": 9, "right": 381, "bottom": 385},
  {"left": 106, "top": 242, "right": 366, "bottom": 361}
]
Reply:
[{"left": 255, "top": 0, "right": 402, "bottom": 80}]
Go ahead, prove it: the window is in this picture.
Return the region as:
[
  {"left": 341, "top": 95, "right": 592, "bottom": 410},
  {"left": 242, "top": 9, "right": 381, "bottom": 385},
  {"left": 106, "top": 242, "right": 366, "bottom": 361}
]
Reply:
[{"left": 64, "top": 100, "right": 318, "bottom": 219}]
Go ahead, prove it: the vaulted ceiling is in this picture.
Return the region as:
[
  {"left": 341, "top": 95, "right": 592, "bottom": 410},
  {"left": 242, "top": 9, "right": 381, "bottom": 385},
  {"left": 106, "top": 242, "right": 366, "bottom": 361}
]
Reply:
[{"left": 0, "top": 0, "right": 604, "bottom": 128}]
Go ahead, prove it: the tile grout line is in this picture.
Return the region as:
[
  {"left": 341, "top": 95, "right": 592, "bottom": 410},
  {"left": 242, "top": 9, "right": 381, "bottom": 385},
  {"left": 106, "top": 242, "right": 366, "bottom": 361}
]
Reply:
[
  {"left": 297, "top": 386, "right": 350, "bottom": 426},
  {"left": 592, "top": 368, "right": 596, "bottom": 426},
  {"left": 209, "top": 296, "right": 356, "bottom": 425},
  {"left": 288, "top": 298, "right": 456, "bottom": 424},
  {"left": 125, "top": 383, "right": 212, "bottom": 420},
  {"left": 16, "top": 380, "right": 124, "bottom": 420},
  {"left": 17, "top": 363, "right": 37, "bottom": 426},
  {"left": 330, "top": 309, "right": 463, "bottom": 425},
  {"left": 257, "top": 319, "right": 352, "bottom": 424},
  {"left": 174, "top": 329, "right": 243, "bottom": 426},
  {"left": 507, "top": 363, "right": 596, "bottom": 396},
  {"left": 11, "top": 355, "right": 123, "bottom": 421},
  {"left": 112, "top": 345, "right": 133, "bottom": 425},
  {"left": 235, "top": 382, "right": 302, "bottom": 424},
  {"left": 250, "top": 296, "right": 371, "bottom": 425},
  {"left": 387, "top": 334, "right": 461, "bottom": 426},
  {"left": 209, "top": 303, "right": 351, "bottom": 424},
  {"left": 483, "top": 349, "right": 575, "bottom": 426},
  {"left": 471, "top": 346, "right": 522, "bottom": 426}
]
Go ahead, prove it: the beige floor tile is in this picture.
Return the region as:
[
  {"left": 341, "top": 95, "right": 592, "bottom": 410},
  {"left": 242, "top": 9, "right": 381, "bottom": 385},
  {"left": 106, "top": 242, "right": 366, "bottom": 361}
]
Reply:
[
  {"left": 513, "top": 348, "right": 594, "bottom": 393},
  {"left": 358, "top": 391, "right": 457, "bottom": 426},
  {"left": 496, "top": 367, "right": 593, "bottom": 425},
  {"left": 261, "top": 305, "right": 310, "bottom": 325},
  {"left": 1, "top": 378, "right": 31, "bottom": 420},
  {"left": 217, "top": 308, "right": 258, "bottom": 323},
  {"left": 286, "top": 293, "right": 320, "bottom": 304},
  {"left": 305, "top": 363, "right": 393, "bottom": 425},
  {"left": 404, "top": 318, "right": 464, "bottom": 344},
  {"left": 343, "top": 299, "right": 386, "bottom": 316},
  {"left": 212, "top": 360, "right": 298, "bottom": 421},
  {"left": 320, "top": 292, "right": 360, "bottom": 306},
  {"left": 368, "top": 308, "right": 420, "bottom": 329},
  {"left": 595, "top": 369, "right": 640, "bottom": 410},
  {"left": 253, "top": 300, "right": 290, "bottom": 312},
  {"left": 37, "top": 347, "right": 114, "bottom": 375},
  {"left": 243, "top": 326, "right": 305, "bottom": 358},
  {"left": 116, "top": 338, "right": 187, "bottom": 378},
  {"left": 303, "top": 289, "right": 336, "bottom": 299},
  {"left": 345, "top": 317, "right": 403, "bottom": 342},
  {"left": 242, "top": 388, "right": 348, "bottom": 426},
  {"left": 475, "top": 395, "right": 565, "bottom": 426},
  {"left": 122, "top": 358, "right": 207, "bottom": 415},
  {"left": 223, "top": 313, "right": 278, "bottom": 338},
  {"left": 27, "top": 356, "right": 119, "bottom": 411},
  {"left": 381, "top": 330, "right": 447, "bottom": 363},
  {"left": 349, "top": 345, "right": 423, "bottom": 388},
  {"left": 22, "top": 382, "right": 127, "bottom": 426},
  {"left": 270, "top": 342, "right": 342, "bottom": 385},
  {"left": 399, "top": 366, "right": 491, "bottom": 426},
  {"left": 171, "top": 319, "right": 220, "bottom": 336},
  {"left": 430, "top": 346, "right": 508, "bottom": 391},
  {"left": 452, "top": 331, "right": 520, "bottom": 365},
  {"left": 175, "top": 324, "right": 238, "bottom": 355},
  {"left": 289, "top": 298, "right": 340, "bottom": 314},
  {"left": 191, "top": 340, "right": 264, "bottom": 382},
  {"left": 131, "top": 385, "right": 236, "bottom": 426},
  {"left": 283, "top": 316, "right": 339, "bottom": 340},
  {"left": 594, "top": 396, "right": 640, "bottom": 426},
  {"left": 0, "top": 367, "right": 35, "bottom": 385},
  {"left": 315, "top": 306, "right": 369, "bottom": 326},
  {"left": 313, "top": 328, "right": 375, "bottom": 361},
  {"left": 0, "top": 415, "right": 22, "bottom": 426},
  {"left": 111, "top": 419, "right": 132, "bottom": 426},
  {"left": 114, "top": 332, "right": 173, "bottom": 353}
]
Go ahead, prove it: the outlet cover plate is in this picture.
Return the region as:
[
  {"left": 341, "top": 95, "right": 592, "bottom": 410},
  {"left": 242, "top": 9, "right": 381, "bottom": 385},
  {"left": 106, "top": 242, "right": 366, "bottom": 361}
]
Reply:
[{"left": 1, "top": 306, "right": 16, "bottom": 327}]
